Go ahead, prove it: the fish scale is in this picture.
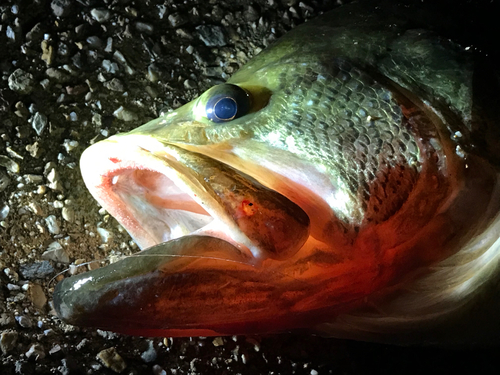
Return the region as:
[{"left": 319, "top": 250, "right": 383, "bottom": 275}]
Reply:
[{"left": 253, "top": 59, "right": 420, "bottom": 225}]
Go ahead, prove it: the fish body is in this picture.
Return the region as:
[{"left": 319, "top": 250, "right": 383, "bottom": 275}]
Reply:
[{"left": 54, "top": 1, "right": 500, "bottom": 344}]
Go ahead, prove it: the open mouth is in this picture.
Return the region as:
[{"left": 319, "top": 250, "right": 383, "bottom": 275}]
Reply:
[
  {"left": 80, "top": 134, "right": 310, "bottom": 262},
  {"left": 112, "top": 169, "right": 214, "bottom": 244}
]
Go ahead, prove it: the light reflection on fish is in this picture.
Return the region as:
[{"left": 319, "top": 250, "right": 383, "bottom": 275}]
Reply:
[{"left": 53, "top": 0, "right": 500, "bottom": 344}]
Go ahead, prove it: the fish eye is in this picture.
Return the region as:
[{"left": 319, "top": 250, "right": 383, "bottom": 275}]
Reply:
[{"left": 205, "top": 84, "right": 251, "bottom": 123}]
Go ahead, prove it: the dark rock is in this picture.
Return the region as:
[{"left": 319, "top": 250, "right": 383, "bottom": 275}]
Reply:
[
  {"left": 104, "top": 78, "right": 125, "bottom": 92},
  {"left": 59, "top": 357, "right": 79, "bottom": 375},
  {"left": 66, "top": 84, "right": 88, "bottom": 96},
  {"left": 15, "top": 315, "right": 32, "bottom": 329},
  {"left": 196, "top": 25, "right": 227, "bottom": 47},
  {"left": 71, "top": 52, "right": 83, "bottom": 69},
  {"left": 0, "top": 171, "right": 10, "bottom": 193},
  {"left": 168, "top": 13, "right": 188, "bottom": 28},
  {"left": 183, "top": 79, "right": 197, "bottom": 89},
  {"left": 8, "top": 69, "right": 34, "bottom": 94},
  {"left": 211, "top": 6, "right": 224, "bottom": 21},
  {"left": 244, "top": 5, "right": 260, "bottom": 22},
  {"left": 0, "top": 330, "right": 18, "bottom": 354},
  {"left": 15, "top": 360, "right": 35, "bottom": 374},
  {"left": 26, "top": 23, "right": 43, "bottom": 41},
  {"left": 25, "top": 343, "right": 45, "bottom": 360},
  {"left": 19, "top": 261, "right": 55, "bottom": 280},
  {"left": 0, "top": 313, "right": 15, "bottom": 327},
  {"left": 45, "top": 68, "right": 71, "bottom": 83},
  {"left": 203, "top": 66, "right": 224, "bottom": 77}
]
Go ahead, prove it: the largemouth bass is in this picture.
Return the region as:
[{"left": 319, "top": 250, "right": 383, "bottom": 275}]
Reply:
[{"left": 53, "top": 1, "right": 500, "bottom": 344}]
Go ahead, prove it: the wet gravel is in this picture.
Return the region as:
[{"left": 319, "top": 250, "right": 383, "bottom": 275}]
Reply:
[{"left": 1, "top": 0, "right": 500, "bottom": 374}]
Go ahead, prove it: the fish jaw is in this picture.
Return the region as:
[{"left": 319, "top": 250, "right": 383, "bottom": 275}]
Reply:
[{"left": 53, "top": 236, "right": 326, "bottom": 337}]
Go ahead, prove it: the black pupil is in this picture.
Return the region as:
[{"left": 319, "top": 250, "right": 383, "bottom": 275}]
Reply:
[{"left": 214, "top": 97, "right": 238, "bottom": 120}]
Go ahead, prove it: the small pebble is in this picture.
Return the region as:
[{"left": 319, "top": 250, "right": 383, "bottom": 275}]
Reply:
[
  {"left": 152, "top": 364, "right": 167, "bottom": 375},
  {"left": 97, "top": 347, "right": 127, "bottom": 373},
  {"left": 41, "top": 40, "right": 55, "bottom": 66},
  {"left": 4, "top": 268, "right": 19, "bottom": 282},
  {"left": 7, "top": 284, "right": 20, "bottom": 291},
  {"left": 31, "top": 112, "right": 48, "bottom": 136},
  {"left": 51, "top": 0, "right": 72, "bottom": 17},
  {"left": 87, "top": 35, "right": 103, "bottom": 49},
  {"left": 49, "top": 344, "right": 61, "bottom": 354},
  {"left": 91, "top": 8, "right": 111, "bottom": 22},
  {"left": 63, "top": 139, "right": 79, "bottom": 153},
  {"left": 0, "top": 172, "right": 10, "bottom": 192},
  {"left": 244, "top": 5, "right": 260, "bottom": 22},
  {"left": 113, "top": 50, "right": 135, "bottom": 75},
  {"left": 42, "top": 241, "right": 70, "bottom": 263},
  {"left": 102, "top": 59, "right": 119, "bottom": 74},
  {"left": 24, "top": 174, "right": 43, "bottom": 184},
  {"left": 0, "top": 205, "right": 9, "bottom": 220},
  {"left": 0, "top": 156, "right": 20, "bottom": 173},
  {"left": 97, "top": 227, "right": 113, "bottom": 243},
  {"left": 135, "top": 22, "right": 154, "bottom": 34},
  {"left": 113, "top": 106, "right": 138, "bottom": 121},
  {"left": 0, "top": 330, "right": 18, "bottom": 354},
  {"left": 168, "top": 13, "right": 187, "bottom": 28},
  {"left": 44, "top": 215, "right": 61, "bottom": 234},
  {"left": 15, "top": 315, "right": 33, "bottom": 328},
  {"left": 6, "top": 26, "right": 16, "bottom": 41},
  {"left": 184, "top": 79, "right": 197, "bottom": 89},
  {"left": 25, "top": 343, "right": 45, "bottom": 360},
  {"left": 0, "top": 313, "right": 15, "bottom": 327},
  {"left": 46, "top": 67, "right": 70, "bottom": 82},
  {"left": 104, "top": 78, "right": 125, "bottom": 92},
  {"left": 28, "top": 202, "right": 43, "bottom": 215},
  {"left": 8, "top": 69, "right": 34, "bottom": 94},
  {"left": 27, "top": 283, "right": 47, "bottom": 309},
  {"left": 212, "top": 337, "right": 224, "bottom": 347},
  {"left": 141, "top": 340, "right": 157, "bottom": 363},
  {"left": 62, "top": 207, "right": 75, "bottom": 223},
  {"left": 176, "top": 28, "right": 193, "bottom": 40}
]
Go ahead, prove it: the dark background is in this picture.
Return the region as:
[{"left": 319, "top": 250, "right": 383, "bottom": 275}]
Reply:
[{"left": 0, "top": 0, "right": 499, "bottom": 374}]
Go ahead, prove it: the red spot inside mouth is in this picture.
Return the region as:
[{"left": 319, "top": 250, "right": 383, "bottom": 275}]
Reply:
[
  {"left": 240, "top": 200, "right": 257, "bottom": 217},
  {"left": 109, "top": 157, "right": 121, "bottom": 163}
]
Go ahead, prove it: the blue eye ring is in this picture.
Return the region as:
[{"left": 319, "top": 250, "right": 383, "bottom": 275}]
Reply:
[{"left": 205, "top": 84, "right": 251, "bottom": 123}]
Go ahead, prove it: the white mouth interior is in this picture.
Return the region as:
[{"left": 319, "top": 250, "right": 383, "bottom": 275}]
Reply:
[{"left": 112, "top": 169, "right": 214, "bottom": 248}]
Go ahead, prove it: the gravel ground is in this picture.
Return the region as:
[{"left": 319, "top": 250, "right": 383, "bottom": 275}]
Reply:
[{"left": 1, "top": 0, "right": 500, "bottom": 374}]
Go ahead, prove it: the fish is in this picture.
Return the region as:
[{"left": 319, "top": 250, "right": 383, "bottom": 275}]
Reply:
[{"left": 53, "top": 0, "right": 500, "bottom": 344}]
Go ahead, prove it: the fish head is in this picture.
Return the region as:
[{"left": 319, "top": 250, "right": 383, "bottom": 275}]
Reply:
[{"left": 54, "top": 3, "right": 500, "bottom": 340}]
